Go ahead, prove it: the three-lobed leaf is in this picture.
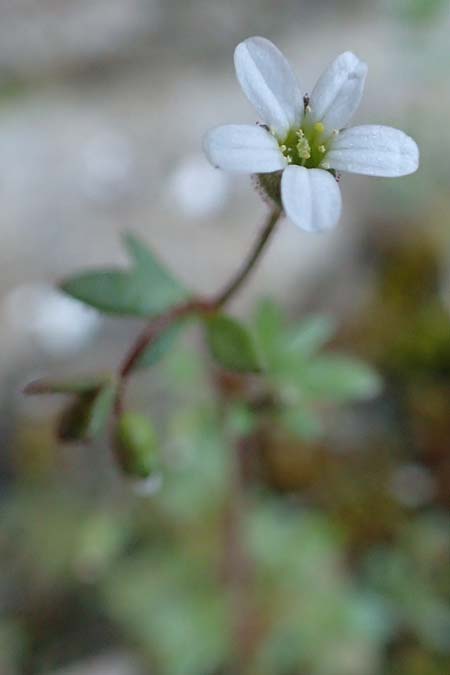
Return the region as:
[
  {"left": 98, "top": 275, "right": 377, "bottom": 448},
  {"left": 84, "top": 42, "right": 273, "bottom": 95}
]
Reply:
[
  {"left": 61, "top": 232, "right": 187, "bottom": 317},
  {"left": 254, "top": 300, "right": 335, "bottom": 372}
]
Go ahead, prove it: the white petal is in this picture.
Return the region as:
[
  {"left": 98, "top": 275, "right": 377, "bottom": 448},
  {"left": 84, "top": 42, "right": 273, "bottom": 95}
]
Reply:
[
  {"left": 234, "top": 37, "right": 303, "bottom": 139},
  {"left": 281, "top": 166, "right": 342, "bottom": 233},
  {"left": 309, "top": 52, "right": 367, "bottom": 131},
  {"left": 327, "top": 125, "right": 419, "bottom": 177},
  {"left": 203, "top": 124, "right": 286, "bottom": 173}
]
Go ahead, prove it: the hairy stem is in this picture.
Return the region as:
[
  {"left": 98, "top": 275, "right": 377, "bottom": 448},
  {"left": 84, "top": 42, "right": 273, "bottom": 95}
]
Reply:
[
  {"left": 115, "top": 206, "right": 282, "bottom": 414},
  {"left": 214, "top": 205, "right": 282, "bottom": 308}
]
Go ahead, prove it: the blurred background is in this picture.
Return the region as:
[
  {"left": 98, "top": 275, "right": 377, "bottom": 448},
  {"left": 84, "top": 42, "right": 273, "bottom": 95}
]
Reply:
[{"left": 1, "top": 0, "right": 450, "bottom": 673}]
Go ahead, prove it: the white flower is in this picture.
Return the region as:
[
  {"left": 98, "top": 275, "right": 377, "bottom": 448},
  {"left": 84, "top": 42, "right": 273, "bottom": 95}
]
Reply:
[{"left": 203, "top": 37, "right": 419, "bottom": 233}]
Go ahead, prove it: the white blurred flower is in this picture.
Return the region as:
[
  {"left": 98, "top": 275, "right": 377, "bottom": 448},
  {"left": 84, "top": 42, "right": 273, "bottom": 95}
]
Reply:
[
  {"left": 204, "top": 37, "right": 419, "bottom": 233},
  {"left": 2, "top": 283, "right": 100, "bottom": 356},
  {"left": 167, "top": 153, "right": 230, "bottom": 219}
]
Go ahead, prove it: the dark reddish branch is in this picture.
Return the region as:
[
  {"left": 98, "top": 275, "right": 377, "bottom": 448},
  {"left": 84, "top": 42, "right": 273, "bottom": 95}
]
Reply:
[
  {"left": 119, "top": 299, "right": 211, "bottom": 380},
  {"left": 115, "top": 206, "right": 282, "bottom": 415}
]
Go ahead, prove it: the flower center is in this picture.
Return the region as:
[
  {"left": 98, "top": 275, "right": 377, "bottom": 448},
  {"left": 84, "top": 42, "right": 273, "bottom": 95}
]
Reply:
[{"left": 277, "top": 121, "right": 337, "bottom": 170}]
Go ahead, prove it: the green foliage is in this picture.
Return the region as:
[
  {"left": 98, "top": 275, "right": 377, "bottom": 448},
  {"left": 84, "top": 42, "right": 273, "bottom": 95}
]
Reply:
[
  {"left": 156, "top": 403, "right": 230, "bottom": 523},
  {"left": 254, "top": 300, "right": 334, "bottom": 368},
  {"left": 0, "top": 621, "right": 24, "bottom": 673},
  {"left": 390, "top": 0, "right": 447, "bottom": 23},
  {"left": 253, "top": 300, "right": 381, "bottom": 440},
  {"left": 61, "top": 232, "right": 187, "bottom": 317},
  {"left": 285, "top": 313, "right": 336, "bottom": 357},
  {"left": 26, "top": 376, "right": 117, "bottom": 443},
  {"left": 205, "top": 314, "right": 261, "bottom": 373},
  {"left": 104, "top": 552, "right": 229, "bottom": 675},
  {"left": 299, "top": 355, "right": 382, "bottom": 402},
  {"left": 137, "top": 322, "right": 186, "bottom": 369},
  {"left": 115, "top": 412, "right": 159, "bottom": 479},
  {"left": 248, "top": 504, "right": 391, "bottom": 675},
  {"left": 365, "top": 514, "right": 450, "bottom": 655},
  {"left": 254, "top": 301, "right": 380, "bottom": 402},
  {"left": 58, "top": 380, "right": 117, "bottom": 442}
]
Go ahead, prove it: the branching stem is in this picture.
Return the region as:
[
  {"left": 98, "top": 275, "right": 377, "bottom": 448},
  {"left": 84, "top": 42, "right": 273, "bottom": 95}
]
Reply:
[{"left": 115, "top": 205, "right": 282, "bottom": 415}]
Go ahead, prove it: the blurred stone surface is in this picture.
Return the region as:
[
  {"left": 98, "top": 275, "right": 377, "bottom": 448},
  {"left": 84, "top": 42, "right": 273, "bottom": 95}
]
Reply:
[{"left": 0, "top": 0, "right": 161, "bottom": 78}]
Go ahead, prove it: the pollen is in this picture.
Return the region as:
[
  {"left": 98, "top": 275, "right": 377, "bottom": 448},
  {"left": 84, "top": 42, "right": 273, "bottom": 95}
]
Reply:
[
  {"left": 296, "top": 136, "right": 311, "bottom": 160},
  {"left": 276, "top": 119, "right": 335, "bottom": 169}
]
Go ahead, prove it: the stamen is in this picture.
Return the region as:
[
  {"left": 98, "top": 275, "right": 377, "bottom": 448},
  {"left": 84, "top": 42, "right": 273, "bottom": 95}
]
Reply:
[
  {"left": 318, "top": 145, "right": 326, "bottom": 154},
  {"left": 296, "top": 136, "right": 311, "bottom": 160},
  {"left": 320, "top": 161, "right": 330, "bottom": 170}
]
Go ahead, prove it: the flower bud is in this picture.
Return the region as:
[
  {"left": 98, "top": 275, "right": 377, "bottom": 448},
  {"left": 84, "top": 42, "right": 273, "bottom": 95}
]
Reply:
[
  {"left": 114, "top": 412, "right": 158, "bottom": 479},
  {"left": 56, "top": 381, "right": 116, "bottom": 444},
  {"left": 57, "top": 391, "right": 98, "bottom": 443}
]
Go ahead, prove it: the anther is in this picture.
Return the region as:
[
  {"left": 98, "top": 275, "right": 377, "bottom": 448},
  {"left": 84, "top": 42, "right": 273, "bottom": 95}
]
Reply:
[
  {"left": 320, "top": 161, "right": 330, "bottom": 170},
  {"left": 318, "top": 145, "right": 326, "bottom": 154}
]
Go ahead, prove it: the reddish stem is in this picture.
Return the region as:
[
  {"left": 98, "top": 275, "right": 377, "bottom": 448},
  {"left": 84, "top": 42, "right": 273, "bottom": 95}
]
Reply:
[{"left": 115, "top": 206, "right": 282, "bottom": 415}]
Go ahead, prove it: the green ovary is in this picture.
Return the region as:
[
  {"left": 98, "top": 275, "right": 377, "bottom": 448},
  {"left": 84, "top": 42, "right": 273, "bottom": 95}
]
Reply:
[{"left": 278, "top": 122, "right": 333, "bottom": 170}]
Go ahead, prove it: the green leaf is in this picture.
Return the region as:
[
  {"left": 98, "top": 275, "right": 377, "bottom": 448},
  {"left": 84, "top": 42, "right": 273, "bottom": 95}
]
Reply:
[
  {"left": 87, "top": 382, "right": 117, "bottom": 438},
  {"left": 205, "top": 315, "right": 261, "bottom": 373},
  {"left": 285, "top": 315, "right": 335, "bottom": 357},
  {"left": 254, "top": 299, "right": 284, "bottom": 360},
  {"left": 61, "top": 270, "right": 146, "bottom": 316},
  {"left": 137, "top": 322, "right": 186, "bottom": 370},
  {"left": 61, "top": 232, "right": 187, "bottom": 317},
  {"left": 300, "top": 355, "right": 382, "bottom": 402},
  {"left": 58, "top": 380, "right": 117, "bottom": 442},
  {"left": 123, "top": 232, "right": 187, "bottom": 311},
  {"left": 253, "top": 302, "right": 335, "bottom": 373}
]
